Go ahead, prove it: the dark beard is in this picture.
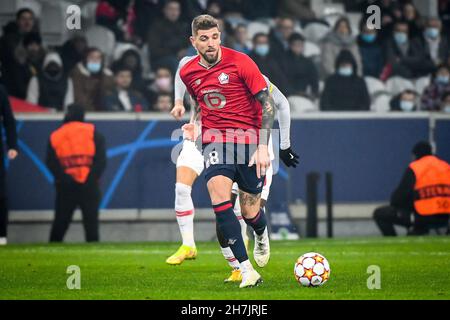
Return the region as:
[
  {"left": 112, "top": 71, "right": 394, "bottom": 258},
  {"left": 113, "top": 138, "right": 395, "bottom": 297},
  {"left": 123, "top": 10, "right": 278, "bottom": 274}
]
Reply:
[{"left": 200, "top": 51, "right": 219, "bottom": 65}]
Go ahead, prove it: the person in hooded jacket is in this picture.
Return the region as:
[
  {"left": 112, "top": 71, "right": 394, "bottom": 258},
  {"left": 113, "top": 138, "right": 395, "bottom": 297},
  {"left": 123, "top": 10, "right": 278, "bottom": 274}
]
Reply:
[
  {"left": 69, "top": 47, "right": 114, "bottom": 111},
  {"left": 320, "top": 17, "right": 363, "bottom": 77},
  {"left": 26, "top": 52, "right": 74, "bottom": 110},
  {"left": 320, "top": 49, "right": 371, "bottom": 111}
]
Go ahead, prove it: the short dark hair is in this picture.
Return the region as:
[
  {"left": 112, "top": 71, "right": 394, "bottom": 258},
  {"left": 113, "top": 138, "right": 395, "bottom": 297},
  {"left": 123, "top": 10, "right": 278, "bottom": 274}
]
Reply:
[
  {"left": 64, "top": 104, "right": 85, "bottom": 123},
  {"left": 16, "top": 8, "right": 34, "bottom": 20},
  {"left": 112, "top": 64, "right": 133, "bottom": 75},
  {"left": 23, "top": 32, "right": 41, "bottom": 47},
  {"left": 252, "top": 32, "right": 268, "bottom": 43},
  {"left": 412, "top": 141, "right": 433, "bottom": 158},
  {"left": 191, "top": 14, "right": 219, "bottom": 36},
  {"left": 288, "top": 32, "right": 305, "bottom": 44}
]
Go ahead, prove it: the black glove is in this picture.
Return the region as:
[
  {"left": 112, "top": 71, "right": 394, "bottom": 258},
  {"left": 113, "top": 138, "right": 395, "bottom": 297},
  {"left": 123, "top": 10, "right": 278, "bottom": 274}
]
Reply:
[{"left": 280, "top": 147, "right": 299, "bottom": 168}]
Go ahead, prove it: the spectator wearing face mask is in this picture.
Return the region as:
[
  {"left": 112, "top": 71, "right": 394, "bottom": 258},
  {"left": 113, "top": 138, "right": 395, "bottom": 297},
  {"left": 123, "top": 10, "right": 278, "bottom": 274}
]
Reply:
[
  {"left": 282, "top": 33, "right": 319, "bottom": 99},
  {"left": 439, "top": 91, "right": 450, "bottom": 113},
  {"left": 421, "top": 64, "right": 450, "bottom": 111},
  {"left": 152, "top": 93, "right": 173, "bottom": 112},
  {"left": 357, "top": 20, "right": 385, "bottom": 78},
  {"left": 69, "top": 47, "right": 114, "bottom": 111},
  {"left": 320, "top": 49, "right": 370, "bottom": 111},
  {"left": 103, "top": 65, "right": 149, "bottom": 112},
  {"left": 416, "top": 17, "right": 449, "bottom": 68},
  {"left": 390, "top": 89, "right": 418, "bottom": 112},
  {"left": 26, "top": 52, "right": 74, "bottom": 110},
  {"left": 320, "top": 17, "right": 363, "bottom": 77},
  {"left": 248, "top": 33, "right": 288, "bottom": 94},
  {"left": 148, "top": 67, "right": 173, "bottom": 106},
  {"left": 385, "top": 20, "right": 432, "bottom": 79}
]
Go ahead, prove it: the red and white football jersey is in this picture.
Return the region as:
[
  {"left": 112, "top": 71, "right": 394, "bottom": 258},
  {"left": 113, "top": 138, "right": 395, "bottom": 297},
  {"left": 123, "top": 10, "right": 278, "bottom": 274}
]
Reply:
[{"left": 179, "top": 46, "right": 267, "bottom": 144}]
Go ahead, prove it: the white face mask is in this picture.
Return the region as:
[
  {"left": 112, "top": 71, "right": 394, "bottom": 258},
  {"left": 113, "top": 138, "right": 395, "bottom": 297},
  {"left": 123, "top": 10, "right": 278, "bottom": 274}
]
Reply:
[{"left": 400, "top": 100, "right": 415, "bottom": 112}]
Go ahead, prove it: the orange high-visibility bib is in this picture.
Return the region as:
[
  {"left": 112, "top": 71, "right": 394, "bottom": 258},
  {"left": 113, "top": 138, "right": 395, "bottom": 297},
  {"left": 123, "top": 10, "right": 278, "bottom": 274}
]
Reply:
[
  {"left": 409, "top": 155, "right": 450, "bottom": 216},
  {"left": 50, "top": 122, "right": 96, "bottom": 183}
]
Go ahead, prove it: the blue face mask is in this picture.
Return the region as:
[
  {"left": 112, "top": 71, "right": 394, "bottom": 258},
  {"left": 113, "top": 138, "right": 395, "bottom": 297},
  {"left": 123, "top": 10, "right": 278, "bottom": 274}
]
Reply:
[
  {"left": 436, "top": 75, "right": 449, "bottom": 85},
  {"left": 361, "top": 33, "right": 376, "bottom": 43},
  {"left": 338, "top": 66, "right": 353, "bottom": 77},
  {"left": 400, "top": 100, "right": 415, "bottom": 112},
  {"left": 87, "top": 62, "right": 102, "bottom": 73},
  {"left": 394, "top": 32, "right": 408, "bottom": 45},
  {"left": 444, "top": 105, "right": 450, "bottom": 113},
  {"left": 425, "top": 28, "right": 440, "bottom": 39},
  {"left": 254, "top": 44, "right": 269, "bottom": 57}
]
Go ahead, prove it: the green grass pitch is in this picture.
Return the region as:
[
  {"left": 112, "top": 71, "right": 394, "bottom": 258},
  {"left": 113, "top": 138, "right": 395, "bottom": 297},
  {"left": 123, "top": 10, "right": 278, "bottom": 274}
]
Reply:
[{"left": 0, "top": 236, "right": 449, "bottom": 300}]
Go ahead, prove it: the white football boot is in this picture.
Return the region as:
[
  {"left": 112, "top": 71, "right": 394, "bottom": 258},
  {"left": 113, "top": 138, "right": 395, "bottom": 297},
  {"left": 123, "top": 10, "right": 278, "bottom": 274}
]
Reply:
[
  {"left": 0, "top": 237, "right": 7, "bottom": 245},
  {"left": 239, "top": 269, "right": 263, "bottom": 288},
  {"left": 253, "top": 227, "right": 270, "bottom": 267}
]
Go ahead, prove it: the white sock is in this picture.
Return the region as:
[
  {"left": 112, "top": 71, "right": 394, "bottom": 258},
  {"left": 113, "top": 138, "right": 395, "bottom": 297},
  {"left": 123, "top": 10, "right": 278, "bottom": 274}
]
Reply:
[
  {"left": 221, "top": 246, "right": 240, "bottom": 269},
  {"left": 175, "top": 183, "right": 195, "bottom": 248},
  {"left": 233, "top": 197, "right": 248, "bottom": 241},
  {"left": 0, "top": 237, "right": 7, "bottom": 245},
  {"left": 240, "top": 259, "right": 254, "bottom": 274}
]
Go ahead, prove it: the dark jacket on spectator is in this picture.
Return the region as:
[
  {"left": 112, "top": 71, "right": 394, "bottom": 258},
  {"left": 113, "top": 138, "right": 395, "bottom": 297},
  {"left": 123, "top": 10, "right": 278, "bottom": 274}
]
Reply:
[
  {"left": 357, "top": 35, "right": 385, "bottom": 78},
  {"left": 70, "top": 62, "right": 115, "bottom": 111},
  {"left": 385, "top": 36, "right": 434, "bottom": 78},
  {"left": 147, "top": 17, "right": 190, "bottom": 65},
  {"left": 102, "top": 88, "right": 149, "bottom": 112},
  {"left": 282, "top": 50, "right": 319, "bottom": 97},
  {"left": 320, "top": 50, "right": 371, "bottom": 111},
  {"left": 268, "top": 28, "right": 290, "bottom": 64},
  {"left": 248, "top": 52, "right": 289, "bottom": 94}
]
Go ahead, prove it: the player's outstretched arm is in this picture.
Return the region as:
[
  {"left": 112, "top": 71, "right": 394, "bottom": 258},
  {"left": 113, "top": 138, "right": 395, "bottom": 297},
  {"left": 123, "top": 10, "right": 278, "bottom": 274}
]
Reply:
[{"left": 171, "top": 99, "right": 185, "bottom": 120}]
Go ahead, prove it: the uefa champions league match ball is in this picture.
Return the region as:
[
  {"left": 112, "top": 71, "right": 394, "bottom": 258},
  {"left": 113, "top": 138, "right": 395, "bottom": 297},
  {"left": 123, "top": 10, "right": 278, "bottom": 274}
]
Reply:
[{"left": 294, "top": 252, "right": 331, "bottom": 287}]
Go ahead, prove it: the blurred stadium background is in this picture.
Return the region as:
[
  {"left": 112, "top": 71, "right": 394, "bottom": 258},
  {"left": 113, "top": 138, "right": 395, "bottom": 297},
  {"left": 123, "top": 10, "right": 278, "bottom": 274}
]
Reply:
[{"left": 1, "top": 0, "right": 449, "bottom": 243}]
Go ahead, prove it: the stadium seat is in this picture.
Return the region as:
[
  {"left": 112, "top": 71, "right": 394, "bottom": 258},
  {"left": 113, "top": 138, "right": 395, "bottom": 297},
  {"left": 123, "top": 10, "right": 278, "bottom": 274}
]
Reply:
[
  {"left": 81, "top": 1, "right": 98, "bottom": 28},
  {"left": 247, "top": 21, "right": 270, "bottom": 40},
  {"left": 288, "top": 95, "right": 318, "bottom": 113},
  {"left": 84, "top": 25, "right": 116, "bottom": 64},
  {"left": 371, "top": 93, "right": 391, "bottom": 112},
  {"left": 40, "top": 1, "right": 74, "bottom": 46},
  {"left": 303, "top": 41, "right": 321, "bottom": 58},
  {"left": 415, "top": 76, "right": 431, "bottom": 95},
  {"left": 347, "top": 12, "right": 362, "bottom": 36},
  {"left": 303, "top": 22, "right": 330, "bottom": 43},
  {"left": 385, "top": 76, "right": 415, "bottom": 96},
  {"left": 0, "top": 0, "right": 19, "bottom": 14},
  {"left": 365, "top": 76, "right": 387, "bottom": 97}
]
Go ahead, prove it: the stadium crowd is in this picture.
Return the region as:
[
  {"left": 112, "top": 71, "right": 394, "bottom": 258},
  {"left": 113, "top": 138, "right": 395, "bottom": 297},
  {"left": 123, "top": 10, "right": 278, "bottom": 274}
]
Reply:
[{"left": 1, "top": 0, "right": 450, "bottom": 113}]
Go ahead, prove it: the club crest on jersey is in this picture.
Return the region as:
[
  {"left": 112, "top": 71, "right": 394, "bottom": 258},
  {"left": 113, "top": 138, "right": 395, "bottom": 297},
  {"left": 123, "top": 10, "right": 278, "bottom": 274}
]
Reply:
[
  {"left": 195, "top": 79, "right": 201, "bottom": 85},
  {"left": 218, "top": 72, "right": 229, "bottom": 84}
]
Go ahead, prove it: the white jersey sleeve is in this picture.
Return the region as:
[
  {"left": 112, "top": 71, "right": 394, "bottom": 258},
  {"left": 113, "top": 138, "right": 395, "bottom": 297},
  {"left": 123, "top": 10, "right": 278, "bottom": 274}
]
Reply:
[
  {"left": 263, "top": 75, "right": 291, "bottom": 151},
  {"left": 174, "top": 56, "right": 194, "bottom": 101}
]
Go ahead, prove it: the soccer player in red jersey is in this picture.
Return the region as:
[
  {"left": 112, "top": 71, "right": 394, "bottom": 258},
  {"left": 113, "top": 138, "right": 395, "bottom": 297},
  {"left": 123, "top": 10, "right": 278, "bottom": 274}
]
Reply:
[{"left": 178, "top": 15, "right": 276, "bottom": 288}]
